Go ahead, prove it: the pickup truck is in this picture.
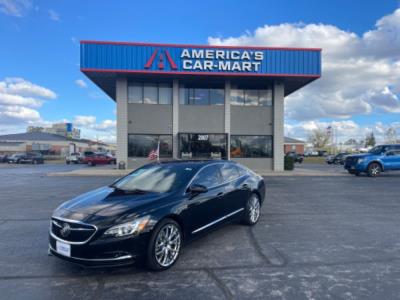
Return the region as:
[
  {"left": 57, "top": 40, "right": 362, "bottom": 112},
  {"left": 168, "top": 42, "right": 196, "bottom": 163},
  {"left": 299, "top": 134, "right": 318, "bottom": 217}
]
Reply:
[
  {"left": 344, "top": 144, "right": 400, "bottom": 176},
  {"left": 65, "top": 153, "right": 81, "bottom": 164}
]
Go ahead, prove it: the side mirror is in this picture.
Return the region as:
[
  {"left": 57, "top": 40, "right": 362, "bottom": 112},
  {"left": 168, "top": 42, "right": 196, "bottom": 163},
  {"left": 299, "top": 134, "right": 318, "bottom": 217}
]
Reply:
[{"left": 188, "top": 184, "right": 208, "bottom": 194}]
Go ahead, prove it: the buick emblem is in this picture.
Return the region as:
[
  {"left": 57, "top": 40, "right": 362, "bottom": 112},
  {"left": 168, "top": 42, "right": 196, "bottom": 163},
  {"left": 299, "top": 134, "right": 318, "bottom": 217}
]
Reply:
[{"left": 60, "top": 223, "right": 71, "bottom": 237}]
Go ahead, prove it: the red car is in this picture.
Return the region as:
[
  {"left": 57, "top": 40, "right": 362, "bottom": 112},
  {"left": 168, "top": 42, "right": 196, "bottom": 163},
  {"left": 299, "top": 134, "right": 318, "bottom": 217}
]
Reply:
[{"left": 83, "top": 154, "right": 116, "bottom": 166}]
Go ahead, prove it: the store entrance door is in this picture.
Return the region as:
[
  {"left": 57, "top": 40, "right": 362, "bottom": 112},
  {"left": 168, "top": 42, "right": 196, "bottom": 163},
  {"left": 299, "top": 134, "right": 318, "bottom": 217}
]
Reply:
[{"left": 178, "top": 133, "right": 227, "bottom": 160}]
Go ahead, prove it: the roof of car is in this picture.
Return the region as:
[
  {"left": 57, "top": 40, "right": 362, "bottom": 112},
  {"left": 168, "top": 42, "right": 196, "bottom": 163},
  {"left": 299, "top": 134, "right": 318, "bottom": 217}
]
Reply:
[{"left": 150, "top": 159, "right": 235, "bottom": 167}]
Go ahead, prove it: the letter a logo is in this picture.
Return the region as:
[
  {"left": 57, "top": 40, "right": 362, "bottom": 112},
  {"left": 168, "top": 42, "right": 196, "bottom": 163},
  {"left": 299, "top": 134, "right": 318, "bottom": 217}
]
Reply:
[{"left": 144, "top": 49, "right": 177, "bottom": 70}]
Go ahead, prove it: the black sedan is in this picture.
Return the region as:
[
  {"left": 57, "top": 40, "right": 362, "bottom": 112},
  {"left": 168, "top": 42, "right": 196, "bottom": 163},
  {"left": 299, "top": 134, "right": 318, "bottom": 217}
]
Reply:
[{"left": 49, "top": 160, "right": 265, "bottom": 271}]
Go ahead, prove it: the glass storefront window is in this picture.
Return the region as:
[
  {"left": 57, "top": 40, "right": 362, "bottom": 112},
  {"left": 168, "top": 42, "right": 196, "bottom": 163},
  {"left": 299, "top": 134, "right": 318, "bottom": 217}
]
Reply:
[
  {"left": 128, "top": 83, "right": 142, "bottom": 103},
  {"left": 143, "top": 83, "right": 158, "bottom": 104},
  {"left": 259, "top": 89, "right": 272, "bottom": 106},
  {"left": 244, "top": 90, "right": 259, "bottom": 106},
  {"left": 159, "top": 84, "right": 172, "bottom": 104},
  {"left": 230, "top": 135, "right": 273, "bottom": 158},
  {"left": 194, "top": 88, "right": 209, "bottom": 105},
  {"left": 231, "top": 87, "right": 273, "bottom": 106},
  {"left": 179, "top": 86, "right": 225, "bottom": 105},
  {"left": 128, "top": 83, "right": 172, "bottom": 104},
  {"left": 210, "top": 89, "right": 224, "bottom": 105},
  {"left": 231, "top": 89, "right": 245, "bottom": 105},
  {"left": 179, "top": 133, "right": 227, "bottom": 159},
  {"left": 128, "top": 134, "right": 172, "bottom": 157}
]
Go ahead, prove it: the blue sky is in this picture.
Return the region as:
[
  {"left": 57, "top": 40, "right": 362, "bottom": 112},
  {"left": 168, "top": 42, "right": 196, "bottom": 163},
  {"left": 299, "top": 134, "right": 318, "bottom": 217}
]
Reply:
[{"left": 0, "top": 0, "right": 399, "bottom": 142}]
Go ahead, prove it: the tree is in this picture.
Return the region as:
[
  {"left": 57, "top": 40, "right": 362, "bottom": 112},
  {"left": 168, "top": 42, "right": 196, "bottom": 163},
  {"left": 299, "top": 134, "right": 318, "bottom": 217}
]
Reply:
[
  {"left": 308, "top": 129, "right": 330, "bottom": 149},
  {"left": 365, "top": 132, "right": 376, "bottom": 147},
  {"left": 384, "top": 127, "right": 397, "bottom": 144}
]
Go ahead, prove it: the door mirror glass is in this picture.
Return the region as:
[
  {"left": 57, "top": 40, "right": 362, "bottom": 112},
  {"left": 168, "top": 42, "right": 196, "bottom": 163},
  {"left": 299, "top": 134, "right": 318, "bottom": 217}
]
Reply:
[{"left": 188, "top": 184, "right": 208, "bottom": 194}]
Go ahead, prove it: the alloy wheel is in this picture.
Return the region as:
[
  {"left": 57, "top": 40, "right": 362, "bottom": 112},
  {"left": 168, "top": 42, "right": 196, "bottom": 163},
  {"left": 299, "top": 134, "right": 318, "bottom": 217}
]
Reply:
[
  {"left": 154, "top": 224, "right": 181, "bottom": 267},
  {"left": 249, "top": 195, "right": 260, "bottom": 223}
]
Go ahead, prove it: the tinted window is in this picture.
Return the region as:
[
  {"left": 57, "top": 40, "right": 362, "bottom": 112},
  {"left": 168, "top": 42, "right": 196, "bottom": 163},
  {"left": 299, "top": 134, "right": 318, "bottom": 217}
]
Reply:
[
  {"left": 179, "top": 133, "right": 227, "bottom": 159},
  {"left": 231, "top": 89, "right": 245, "bottom": 105},
  {"left": 179, "top": 85, "right": 224, "bottom": 105},
  {"left": 220, "top": 164, "right": 240, "bottom": 182},
  {"left": 259, "top": 90, "right": 272, "bottom": 106},
  {"left": 143, "top": 83, "right": 158, "bottom": 104},
  {"left": 128, "top": 135, "right": 172, "bottom": 157},
  {"left": 192, "top": 165, "right": 222, "bottom": 188},
  {"left": 230, "top": 135, "right": 273, "bottom": 158},
  {"left": 128, "top": 82, "right": 172, "bottom": 104}
]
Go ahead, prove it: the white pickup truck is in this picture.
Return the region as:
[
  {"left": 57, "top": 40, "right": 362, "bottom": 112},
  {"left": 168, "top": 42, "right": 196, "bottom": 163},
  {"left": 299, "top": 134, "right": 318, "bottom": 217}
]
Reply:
[{"left": 65, "top": 152, "right": 81, "bottom": 164}]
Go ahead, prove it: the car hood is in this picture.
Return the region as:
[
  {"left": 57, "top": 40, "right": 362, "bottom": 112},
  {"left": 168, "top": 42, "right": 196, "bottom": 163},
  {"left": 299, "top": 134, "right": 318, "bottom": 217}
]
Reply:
[
  {"left": 53, "top": 186, "right": 170, "bottom": 226},
  {"left": 346, "top": 153, "right": 371, "bottom": 159}
]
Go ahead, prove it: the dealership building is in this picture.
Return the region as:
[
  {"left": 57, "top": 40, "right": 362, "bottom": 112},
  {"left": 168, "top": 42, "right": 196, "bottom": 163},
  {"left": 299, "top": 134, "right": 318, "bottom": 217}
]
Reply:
[{"left": 81, "top": 41, "right": 321, "bottom": 172}]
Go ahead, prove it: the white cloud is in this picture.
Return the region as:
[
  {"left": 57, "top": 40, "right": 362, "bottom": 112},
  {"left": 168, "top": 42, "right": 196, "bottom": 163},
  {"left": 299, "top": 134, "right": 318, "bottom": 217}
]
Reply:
[
  {"left": 48, "top": 9, "right": 60, "bottom": 21},
  {"left": 75, "top": 79, "right": 87, "bottom": 88},
  {"left": 0, "top": 0, "right": 32, "bottom": 17},
  {"left": 0, "top": 77, "right": 56, "bottom": 129},
  {"left": 285, "top": 120, "right": 400, "bottom": 144},
  {"left": 73, "top": 115, "right": 96, "bottom": 126},
  {"left": 208, "top": 8, "right": 400, "bottom": 122}
]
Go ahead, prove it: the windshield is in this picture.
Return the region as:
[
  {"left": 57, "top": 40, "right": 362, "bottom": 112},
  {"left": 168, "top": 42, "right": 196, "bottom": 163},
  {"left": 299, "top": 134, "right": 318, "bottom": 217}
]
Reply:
[
  {"left": 112, "top": 164, "right": 198, "bottom": 193},
  {"left": 369, "top": 146, "right": 386, "bottom": 155}
]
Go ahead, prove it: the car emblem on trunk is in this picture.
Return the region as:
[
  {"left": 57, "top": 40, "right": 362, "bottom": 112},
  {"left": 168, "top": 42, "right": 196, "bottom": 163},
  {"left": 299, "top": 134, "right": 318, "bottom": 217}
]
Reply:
[{"left": 60, "top": 223, "right": 71, "bottom": 237}]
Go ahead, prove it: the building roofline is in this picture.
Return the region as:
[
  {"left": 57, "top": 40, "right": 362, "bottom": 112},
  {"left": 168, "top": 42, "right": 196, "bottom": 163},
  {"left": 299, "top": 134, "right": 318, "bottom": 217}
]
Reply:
[{"left": 80, "top": 40, "right": 322, "bottom": 52}]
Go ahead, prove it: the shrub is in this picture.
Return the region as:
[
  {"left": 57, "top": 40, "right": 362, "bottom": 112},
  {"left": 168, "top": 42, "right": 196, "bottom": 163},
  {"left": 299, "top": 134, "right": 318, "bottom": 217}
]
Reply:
[{"left": 284, "top": 155, "right": 295, "bottom": 171}]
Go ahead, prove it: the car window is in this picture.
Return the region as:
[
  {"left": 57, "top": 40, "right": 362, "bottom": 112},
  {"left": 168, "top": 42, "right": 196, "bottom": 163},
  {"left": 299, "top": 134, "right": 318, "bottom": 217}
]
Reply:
[
  {"left": 220, "top": 164, "right": 240, "bottom": 182},
  {"left": 236, "top": 165, "right": 249, "bottom": 176},
  {"left": 192, "top": 165, "right": 222, "bottom": 188}
]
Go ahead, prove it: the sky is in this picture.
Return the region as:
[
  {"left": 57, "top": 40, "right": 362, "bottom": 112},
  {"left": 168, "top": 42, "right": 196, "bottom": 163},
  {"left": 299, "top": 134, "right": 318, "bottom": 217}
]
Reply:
[{"left": 0, "top": 0, "right": 400, "bottom": 143}]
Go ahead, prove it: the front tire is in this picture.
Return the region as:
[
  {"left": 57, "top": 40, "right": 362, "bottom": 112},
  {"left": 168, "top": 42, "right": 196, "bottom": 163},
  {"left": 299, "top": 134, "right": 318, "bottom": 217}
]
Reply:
[
  {"left": 367, "top": 162, "right": 381, "bottom": 177},
  {"left": 243, "top": 193, "right": 261, "bottom": 226},
  {"left": 147, "top": 219, "right": 182, "bottom": 271}
]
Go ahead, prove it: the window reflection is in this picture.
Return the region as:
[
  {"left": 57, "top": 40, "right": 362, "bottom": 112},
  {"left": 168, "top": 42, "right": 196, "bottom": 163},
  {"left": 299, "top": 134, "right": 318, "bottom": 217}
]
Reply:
[{"left": 230, "top": 135, "right": 273, "bottom": 158}]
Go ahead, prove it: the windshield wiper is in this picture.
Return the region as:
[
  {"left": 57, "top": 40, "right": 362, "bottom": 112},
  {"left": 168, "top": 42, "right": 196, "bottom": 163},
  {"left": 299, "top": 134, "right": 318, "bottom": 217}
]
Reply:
[{"left": 110, "top": 186, "right": 149, "bottom": 194}]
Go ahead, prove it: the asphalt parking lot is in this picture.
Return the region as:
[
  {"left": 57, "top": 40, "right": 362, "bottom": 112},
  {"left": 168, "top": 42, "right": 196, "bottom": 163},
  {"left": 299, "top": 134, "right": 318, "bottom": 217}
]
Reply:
[{"left": 1, "top": 163, "right": 400, "bottom": 299}]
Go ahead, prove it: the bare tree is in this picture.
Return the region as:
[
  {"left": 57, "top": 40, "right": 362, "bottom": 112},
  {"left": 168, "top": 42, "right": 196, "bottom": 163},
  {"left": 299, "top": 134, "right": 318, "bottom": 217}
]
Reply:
[
  {"left": 308, "top": 129, "right": 330, "bottom": 149},
  {"left": 365, "top": 132, "right": 376, "bottom": 147},
  {"left": 384, "top": 127, "right": 397, "bottom": 144}
]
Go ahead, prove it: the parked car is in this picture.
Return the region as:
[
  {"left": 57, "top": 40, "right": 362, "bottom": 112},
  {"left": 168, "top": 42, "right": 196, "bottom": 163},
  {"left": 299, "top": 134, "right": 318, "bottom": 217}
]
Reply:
[
  {"left": 0, "top": 154, "right": 8, "bottom": 163},
  {"left": 66, "top": 153, "right": 81, "bottom": 164},
  {"left": 83, "top": 153, "right": 116, "bottom": 166},
  {"left": 48, "top": 160, "right": 265, "bottom": 270},
  {"left": 8, "top": 153, "right": 26, "bottom": 164},
  {"left": 344, "top": 144, "right": 400, "bottom": 177},
  {"left": 286, "top": 152, "right": 304, "bottom": 163},
  {"left": 8, "top": 152, "right": 44, "bottom": 164},
  {"left": 326, "top": 153, "right": 348, "bottom": 165}
]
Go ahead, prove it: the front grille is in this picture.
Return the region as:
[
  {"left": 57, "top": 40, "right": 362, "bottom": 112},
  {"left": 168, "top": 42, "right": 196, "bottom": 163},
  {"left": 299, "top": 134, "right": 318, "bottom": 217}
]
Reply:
[
  {"left": 345, "top": 156, "right": 357, "bottom": 166},
  {"left": 51, "top": 218, "right": 96, "bottom": 243}
]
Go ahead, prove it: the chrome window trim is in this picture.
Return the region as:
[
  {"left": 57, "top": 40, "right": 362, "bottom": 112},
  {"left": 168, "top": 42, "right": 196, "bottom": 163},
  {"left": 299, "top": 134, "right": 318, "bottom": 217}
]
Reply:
[
  {"left": 49, "top": 245, "right": 133, "bottom": 262},
  {"left": 51, "top": 217, "right": 98, "bottom": 245},
  {"left": 192, "top": 208, "right": 244, "bottom": 234},
  {"left": 184, "top": 162, "right": 248, "bottom": 195}
]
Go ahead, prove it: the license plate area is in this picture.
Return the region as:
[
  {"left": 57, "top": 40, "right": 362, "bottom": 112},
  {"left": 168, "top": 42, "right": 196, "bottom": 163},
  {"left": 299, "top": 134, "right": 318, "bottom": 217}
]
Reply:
[{"left": 56, "top": 240, "right": 71, "bottom": 257}]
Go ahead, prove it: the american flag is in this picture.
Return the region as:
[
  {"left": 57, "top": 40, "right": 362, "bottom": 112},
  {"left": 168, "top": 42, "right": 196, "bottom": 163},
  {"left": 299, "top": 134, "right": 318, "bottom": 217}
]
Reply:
[{"left": 148, "top": 140, "right": 160, "bottom": 161}]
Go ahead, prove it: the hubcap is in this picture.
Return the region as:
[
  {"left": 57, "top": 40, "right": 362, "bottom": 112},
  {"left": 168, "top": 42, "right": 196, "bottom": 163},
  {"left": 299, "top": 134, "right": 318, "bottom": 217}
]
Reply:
[
  {"left": 155, "top": 224, "right": 181, "bottom": 267},
  {"left": 249, "top": 195, "right": 260, "bottom": 223},
  {"left": 371, "top": 164, "right": 380, "bottom": 175}
]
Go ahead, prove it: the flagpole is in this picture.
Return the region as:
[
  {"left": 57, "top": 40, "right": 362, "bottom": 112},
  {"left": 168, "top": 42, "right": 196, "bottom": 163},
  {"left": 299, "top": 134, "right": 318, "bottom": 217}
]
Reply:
[{"left": 157, "top": 139, "right": 160, "bottom": 163}]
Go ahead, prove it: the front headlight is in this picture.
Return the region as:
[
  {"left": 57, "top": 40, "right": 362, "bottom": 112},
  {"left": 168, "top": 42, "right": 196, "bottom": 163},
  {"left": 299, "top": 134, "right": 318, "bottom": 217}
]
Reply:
[
  {"left": 357, "top": 158, "right": 364, "bottom": 164},
  {"left": 104, "top": 216, "right": 150, "bottom": 237}
]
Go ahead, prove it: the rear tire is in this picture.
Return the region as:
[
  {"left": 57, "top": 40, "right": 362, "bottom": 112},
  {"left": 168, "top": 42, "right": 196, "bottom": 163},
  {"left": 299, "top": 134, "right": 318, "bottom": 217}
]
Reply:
[
  {"left": 243, "top": 193, "right": 261, "bottom": 226},
  {"left": 367, "top": 162, "right": 381, "bottom": 177},
  {"left": 146, "top": 219, "right": 182, "bottom": 271},
  {"left": 66, "top": 160, "right": 70, "bottom": 165}
]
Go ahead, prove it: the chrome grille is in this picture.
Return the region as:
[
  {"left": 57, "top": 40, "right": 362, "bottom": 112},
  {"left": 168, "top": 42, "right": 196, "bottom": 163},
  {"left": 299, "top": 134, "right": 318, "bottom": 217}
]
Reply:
[{"left": 51, "top": 218, "right": 96, "bottom": 243}]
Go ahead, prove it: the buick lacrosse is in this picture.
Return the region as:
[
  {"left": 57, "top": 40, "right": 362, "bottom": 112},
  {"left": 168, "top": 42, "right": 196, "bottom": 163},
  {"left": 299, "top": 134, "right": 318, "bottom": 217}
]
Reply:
[{"left": 49, "top": 160, "right": 265, "bottom": 271}]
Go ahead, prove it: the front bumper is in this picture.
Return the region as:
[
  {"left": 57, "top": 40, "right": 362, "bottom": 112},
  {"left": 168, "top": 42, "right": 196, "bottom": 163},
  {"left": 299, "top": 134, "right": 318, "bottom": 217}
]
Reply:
[{"left": 49, "top": 231, "right": 150, "bottom": 267}]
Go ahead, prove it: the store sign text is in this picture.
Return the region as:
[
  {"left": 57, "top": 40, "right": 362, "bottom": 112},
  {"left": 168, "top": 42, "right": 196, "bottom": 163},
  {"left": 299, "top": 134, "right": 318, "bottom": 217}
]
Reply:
[{"left": 181, "top": 49, "right": 264, "bottom": 72}]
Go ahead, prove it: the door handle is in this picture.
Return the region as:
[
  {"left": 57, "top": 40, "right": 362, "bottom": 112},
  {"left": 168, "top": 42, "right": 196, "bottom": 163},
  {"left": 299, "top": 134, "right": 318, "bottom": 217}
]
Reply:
[
  {"left": 217, "top": 192, "right": 224, "bottom": 198},
  {"left": 241, "top": 184, "right": 249, "bottom": 190}
]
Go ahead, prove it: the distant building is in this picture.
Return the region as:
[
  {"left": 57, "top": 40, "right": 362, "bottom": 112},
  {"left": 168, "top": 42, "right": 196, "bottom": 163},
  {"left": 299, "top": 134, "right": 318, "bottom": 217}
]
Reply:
[
  {"left": 0, "top": 132, "right": 114, "bottom": 156},
  {"left": 284, "top": 137, "right": 306, "bottom": 154},
  {"left": 26, "top": 123, "right": 81, "bottom": 139}
]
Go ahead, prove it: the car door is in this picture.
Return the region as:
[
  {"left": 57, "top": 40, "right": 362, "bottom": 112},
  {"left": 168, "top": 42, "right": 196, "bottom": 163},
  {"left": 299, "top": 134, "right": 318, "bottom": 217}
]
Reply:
[
  {"left": 381, "top": 146, "right": 396, "bottom": 170},
  {"left": 385, "top": 146, "right": 400, "bottom": 170},
  {"left": 185, "top": 164, "right": 226, "bottom": 235},
  {"left": 219, "top": 163, "right": 251, "bottom": 216}
]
